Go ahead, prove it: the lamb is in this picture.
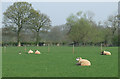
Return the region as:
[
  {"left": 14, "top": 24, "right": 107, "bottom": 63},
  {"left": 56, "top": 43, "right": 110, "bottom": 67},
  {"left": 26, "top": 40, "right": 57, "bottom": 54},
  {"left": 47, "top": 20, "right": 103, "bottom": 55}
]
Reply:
[
  {"left": 101, "top": 51, "right": 111, "bottom": 55},
  {"left": 28, "top": 49, "right": 33, "bottom": 54},
  {"left": 76, "top": 57, "right": 91, "bottom": 66},
  {"left": 35, "top": 50, "right": 41, "bottom": 54}
]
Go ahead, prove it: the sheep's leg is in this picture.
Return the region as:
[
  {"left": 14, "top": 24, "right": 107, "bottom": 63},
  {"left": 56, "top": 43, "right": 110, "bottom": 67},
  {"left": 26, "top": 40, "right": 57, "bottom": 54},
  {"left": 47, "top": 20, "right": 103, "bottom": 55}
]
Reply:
[{"left": 76, "top": 62, "right": 81, "bottom": 65}]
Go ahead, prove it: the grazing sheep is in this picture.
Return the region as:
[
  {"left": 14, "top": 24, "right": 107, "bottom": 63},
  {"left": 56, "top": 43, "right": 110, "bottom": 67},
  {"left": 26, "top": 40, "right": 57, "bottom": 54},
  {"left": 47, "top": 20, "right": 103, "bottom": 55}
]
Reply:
[
  {"left": 101, "top": 51, "right": 111, "bottom": 55},
  {"left": 28, "top": 49, "right": 33, "bottom": 54},
  {"left": 76, "top": 57, "right": 91, "bottom": 66},
  {"left": 35, "top": 50, "right": 41, "bottom": 54}
]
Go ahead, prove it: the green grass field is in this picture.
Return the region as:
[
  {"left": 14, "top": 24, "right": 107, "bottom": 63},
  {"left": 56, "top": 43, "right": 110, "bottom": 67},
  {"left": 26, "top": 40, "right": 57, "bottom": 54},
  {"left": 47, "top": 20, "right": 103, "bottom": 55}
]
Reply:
[{"left": 2, "top": 46, "right": 118, "bottom": 77}]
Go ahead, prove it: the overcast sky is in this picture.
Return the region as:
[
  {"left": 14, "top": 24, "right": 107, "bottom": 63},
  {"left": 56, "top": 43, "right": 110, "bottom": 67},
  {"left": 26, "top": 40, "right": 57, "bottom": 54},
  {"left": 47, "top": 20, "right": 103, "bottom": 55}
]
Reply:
[{"left": 2, "top": 2, "right": 118, "bottom": 26}]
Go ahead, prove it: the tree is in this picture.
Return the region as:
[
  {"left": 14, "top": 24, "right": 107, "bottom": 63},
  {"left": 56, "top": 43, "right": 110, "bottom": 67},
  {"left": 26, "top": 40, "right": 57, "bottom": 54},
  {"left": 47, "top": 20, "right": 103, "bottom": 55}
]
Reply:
[
  {"left": 103, "top": 14, "right": 118, "bottom": 46},
  {"left": 46, "top": 26, "right": 64, "bottom": 43},
  {"left": 39, "top": 24, "right": 70, "bottom": 45},
  {"left": 66, "top": 11, "right": 95, "bottom": 45},
  {"left": 108, "top": 15, "right": 118, "bottom": 36},
  {"left": 3, "top": 2, "right": 33, "bottom": 46},
  {"left": 85, "top": 11, "right": 95, "bottom": 22},
  {"left": 28, "top": 9, "right": 51, "bottom": 46}
]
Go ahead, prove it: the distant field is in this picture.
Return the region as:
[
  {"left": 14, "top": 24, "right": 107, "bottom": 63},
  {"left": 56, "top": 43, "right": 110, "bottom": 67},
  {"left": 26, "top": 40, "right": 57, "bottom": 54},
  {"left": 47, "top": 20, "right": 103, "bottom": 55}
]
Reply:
[{"left": 2, "top": 46, "right": 118, "bottom": 77}]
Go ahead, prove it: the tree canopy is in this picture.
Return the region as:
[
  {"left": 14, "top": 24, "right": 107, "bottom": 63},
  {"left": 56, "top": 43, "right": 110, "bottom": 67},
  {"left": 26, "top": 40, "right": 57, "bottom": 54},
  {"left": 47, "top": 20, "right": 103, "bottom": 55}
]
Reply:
[{"left": 3, "top": 2, "right": 33, "bottom": 46}]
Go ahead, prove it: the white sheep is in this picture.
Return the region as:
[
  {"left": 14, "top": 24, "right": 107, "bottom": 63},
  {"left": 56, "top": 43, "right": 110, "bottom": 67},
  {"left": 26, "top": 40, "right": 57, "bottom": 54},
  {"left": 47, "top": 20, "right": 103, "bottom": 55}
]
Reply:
[
  {"left": 101, "top": 51, "right": 111, "bottom": 55},
  {"left": 28, "top": 49, "right": 33, "bottom": 54},
  {"left": 35, "top": 50, "right": 41, "bottom": 54},
  {"left": 76, "top": 57, "right": 91, "bottom": 66}
]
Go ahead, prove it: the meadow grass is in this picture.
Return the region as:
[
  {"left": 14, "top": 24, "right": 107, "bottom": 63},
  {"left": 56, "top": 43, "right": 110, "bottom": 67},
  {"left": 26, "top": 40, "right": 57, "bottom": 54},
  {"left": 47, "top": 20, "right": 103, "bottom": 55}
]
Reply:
[{"left": 2, "top": 46, "right": 118, "bottom": 77}]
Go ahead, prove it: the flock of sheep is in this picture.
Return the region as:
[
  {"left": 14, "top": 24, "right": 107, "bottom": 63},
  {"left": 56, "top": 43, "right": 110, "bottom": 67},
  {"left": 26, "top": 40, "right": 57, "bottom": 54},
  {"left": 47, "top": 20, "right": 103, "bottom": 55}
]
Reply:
[
  {"left": 28, "top": 49, "right": 41, "bottom": 54},
  {"left": 18, "top": 47, "right": 111, "bottom": 67},
  {"left": 19, "top": 49, "right": 41, "bottom": 54},
  {"left": 76, "top": 51, "right": 111, "bottom": 66}
]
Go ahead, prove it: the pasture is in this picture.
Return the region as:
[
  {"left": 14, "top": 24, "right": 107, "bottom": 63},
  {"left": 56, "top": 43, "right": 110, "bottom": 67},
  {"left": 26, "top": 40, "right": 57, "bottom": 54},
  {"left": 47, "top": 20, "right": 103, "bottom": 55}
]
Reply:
[{"left": 2, "top": 46, "right": 118, "bottom": 77}]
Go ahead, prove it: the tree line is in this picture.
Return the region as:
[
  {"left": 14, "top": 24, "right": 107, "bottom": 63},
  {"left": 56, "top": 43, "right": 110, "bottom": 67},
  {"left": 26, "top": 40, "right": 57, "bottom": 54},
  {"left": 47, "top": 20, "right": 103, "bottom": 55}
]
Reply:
[{"left": 2, "top": 2, "right": 119, "bottom": 46}]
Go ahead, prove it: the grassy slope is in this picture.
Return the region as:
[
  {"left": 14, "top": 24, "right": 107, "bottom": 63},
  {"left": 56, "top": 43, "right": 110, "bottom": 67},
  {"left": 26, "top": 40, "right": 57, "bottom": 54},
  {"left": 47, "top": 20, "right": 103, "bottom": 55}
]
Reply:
[{"left": 2, "top": 46, "right": 118, "bottom": 77}]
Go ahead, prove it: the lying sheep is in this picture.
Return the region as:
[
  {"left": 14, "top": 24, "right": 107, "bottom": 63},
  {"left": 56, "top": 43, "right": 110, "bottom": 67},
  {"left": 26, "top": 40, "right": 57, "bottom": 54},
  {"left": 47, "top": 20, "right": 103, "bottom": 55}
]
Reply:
[
  {"left": 76, "top": 57, "right": 91, "bottom": 66},
  {"left": 101, "top": 51, "right": 111, "bottom": 55},
  {"left": 35, "top": 50, "right": 41, "bottom": 54},
  {"left": 28, "top": 49, "right": 33, "bottom": 54}
]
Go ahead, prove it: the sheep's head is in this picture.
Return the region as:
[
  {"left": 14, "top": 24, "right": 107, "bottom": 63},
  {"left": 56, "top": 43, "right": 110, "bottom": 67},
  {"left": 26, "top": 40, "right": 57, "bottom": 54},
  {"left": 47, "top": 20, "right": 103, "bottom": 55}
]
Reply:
[
  {"left": 101, "top": 51, "right": 105, "bottom": 55},
  {"left": 76, "top": 57, "right": 82, "bottom": 61}
]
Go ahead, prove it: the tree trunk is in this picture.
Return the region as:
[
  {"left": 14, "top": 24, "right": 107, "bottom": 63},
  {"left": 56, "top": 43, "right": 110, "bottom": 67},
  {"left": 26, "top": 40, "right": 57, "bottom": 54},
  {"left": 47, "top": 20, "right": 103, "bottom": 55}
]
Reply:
[
  {"left": 36, "top": 31, "right": 39, "bottom": 46},
  {"left": 17, "top": 30, "right": 21, "bottom": 46}
]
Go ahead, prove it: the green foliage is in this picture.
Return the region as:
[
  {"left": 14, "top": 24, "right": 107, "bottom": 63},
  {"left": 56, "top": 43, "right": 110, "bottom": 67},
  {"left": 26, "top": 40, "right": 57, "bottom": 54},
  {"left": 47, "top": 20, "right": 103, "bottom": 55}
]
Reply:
[
  {"left": 66, "top": 11, "right": 118, "bottom": 46},
  {"left": 66, "top": 14, "right": 78, "bottom": 26},
  {"left": 68, "top": 18, "right": 90, "bottom": 43},
  {"left": 3, "top": 2, "right": 51, "bottom": 46},
  {"left": 112, "top": 34, "right": 118, "bottom": 46},
  {"left": 27, "top": 9, "right": 51, "bottom": 46},
  {"left": 67, "top": 11, "right": 99, "bottom": 44}
]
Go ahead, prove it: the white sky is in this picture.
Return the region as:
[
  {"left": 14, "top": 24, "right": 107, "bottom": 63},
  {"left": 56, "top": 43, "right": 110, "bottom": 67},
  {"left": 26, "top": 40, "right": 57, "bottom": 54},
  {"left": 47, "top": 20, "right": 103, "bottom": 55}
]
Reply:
[{"left": 1, "top": 1, "right": 118, "bottom": 26}]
